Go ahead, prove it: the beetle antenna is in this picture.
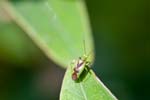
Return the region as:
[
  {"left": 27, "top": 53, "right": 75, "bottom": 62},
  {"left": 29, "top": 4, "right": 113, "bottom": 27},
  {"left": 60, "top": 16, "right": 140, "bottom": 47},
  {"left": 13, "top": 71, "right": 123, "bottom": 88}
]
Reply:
[{"left": 83, "top": 39, "right": 86, "bottom": 55}]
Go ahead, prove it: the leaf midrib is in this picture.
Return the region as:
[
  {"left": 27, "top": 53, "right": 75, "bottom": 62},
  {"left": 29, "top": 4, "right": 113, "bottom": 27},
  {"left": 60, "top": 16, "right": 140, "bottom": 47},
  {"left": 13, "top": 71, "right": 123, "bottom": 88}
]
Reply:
[{"left": 80, "top": 82, "right": 88, "bottom": 100}]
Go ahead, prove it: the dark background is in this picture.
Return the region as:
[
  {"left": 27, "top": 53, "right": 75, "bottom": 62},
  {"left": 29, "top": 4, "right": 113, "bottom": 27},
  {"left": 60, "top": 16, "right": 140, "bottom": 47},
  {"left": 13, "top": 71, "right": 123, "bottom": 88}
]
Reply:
[
  {"left": 86, "top": 0, "right": 150, "bottom": 100},
  {"left": 0, "top": 0, "right": 149, "bottom": 100}
]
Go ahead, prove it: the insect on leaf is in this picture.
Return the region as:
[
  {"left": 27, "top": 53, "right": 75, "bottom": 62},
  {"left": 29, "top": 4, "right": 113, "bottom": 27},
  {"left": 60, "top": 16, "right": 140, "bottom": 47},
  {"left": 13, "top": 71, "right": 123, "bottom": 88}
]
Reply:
[{"left": 60, "top": 64, "right": 118, "bottom": 100}]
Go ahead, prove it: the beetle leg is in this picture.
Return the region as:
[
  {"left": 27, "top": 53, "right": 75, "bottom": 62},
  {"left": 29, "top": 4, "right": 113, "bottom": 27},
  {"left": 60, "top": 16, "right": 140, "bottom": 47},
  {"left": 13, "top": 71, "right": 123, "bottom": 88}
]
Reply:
[{"left": 85, "top": 61, "right": 91, "bottom": 66}]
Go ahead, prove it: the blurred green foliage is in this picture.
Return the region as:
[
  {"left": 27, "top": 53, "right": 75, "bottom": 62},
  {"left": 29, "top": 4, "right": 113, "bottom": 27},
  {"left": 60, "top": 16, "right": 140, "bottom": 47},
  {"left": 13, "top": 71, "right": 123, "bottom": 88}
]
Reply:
[
  {"left": 9, "top": 0, "right": 94, "bottom": 68},
  {"left": 0, "top": 0, "right": 149, "bottom": 100},
  {"left": 0, "top": 20, "right": 64, "bottom": 100},
  {"left": 0, "top": 22, "right": 41, "bottom": 65}
]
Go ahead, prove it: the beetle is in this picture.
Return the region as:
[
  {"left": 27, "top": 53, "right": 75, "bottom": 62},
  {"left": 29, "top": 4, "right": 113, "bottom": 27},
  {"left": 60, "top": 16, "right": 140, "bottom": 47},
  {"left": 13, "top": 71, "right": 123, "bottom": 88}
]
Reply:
[{"left": 71, "top": 54, "right": 91, "bottom": 81}]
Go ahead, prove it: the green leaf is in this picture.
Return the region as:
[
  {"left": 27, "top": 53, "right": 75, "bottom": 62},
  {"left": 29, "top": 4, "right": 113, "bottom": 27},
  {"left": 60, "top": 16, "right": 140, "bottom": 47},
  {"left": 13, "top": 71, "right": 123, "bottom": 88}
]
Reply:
[
  {"left": 2, "top": 1, "right": 118, "bottom": 99},
  {"left": 3, "top": 0, "right": 94, "bottom": 68},
  {"left": 60, "top": 66, "right": 117, "bottom": 100}
]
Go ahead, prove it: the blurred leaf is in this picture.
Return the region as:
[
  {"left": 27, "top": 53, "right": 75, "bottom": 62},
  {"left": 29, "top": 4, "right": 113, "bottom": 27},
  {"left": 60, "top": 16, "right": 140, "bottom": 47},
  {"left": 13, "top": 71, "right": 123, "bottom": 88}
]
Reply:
[
  {"left": 60, "top": 65, "right": 117, "bottom": 100},
  {"left": 1, "top": 1, "right": 118, "bottom": 100},
  {"left": 3, "top": 0, "right": 94, "bottom": 68},
  {"left": 0, "top": 21, "right": 42, "bottom": 65}
]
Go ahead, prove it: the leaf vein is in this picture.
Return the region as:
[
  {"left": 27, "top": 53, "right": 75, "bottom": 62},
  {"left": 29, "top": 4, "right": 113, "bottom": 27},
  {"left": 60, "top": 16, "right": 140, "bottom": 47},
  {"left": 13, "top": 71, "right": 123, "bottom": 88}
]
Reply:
[{"left": 80, "top": 83, "right": 88, "bottom": 100}]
